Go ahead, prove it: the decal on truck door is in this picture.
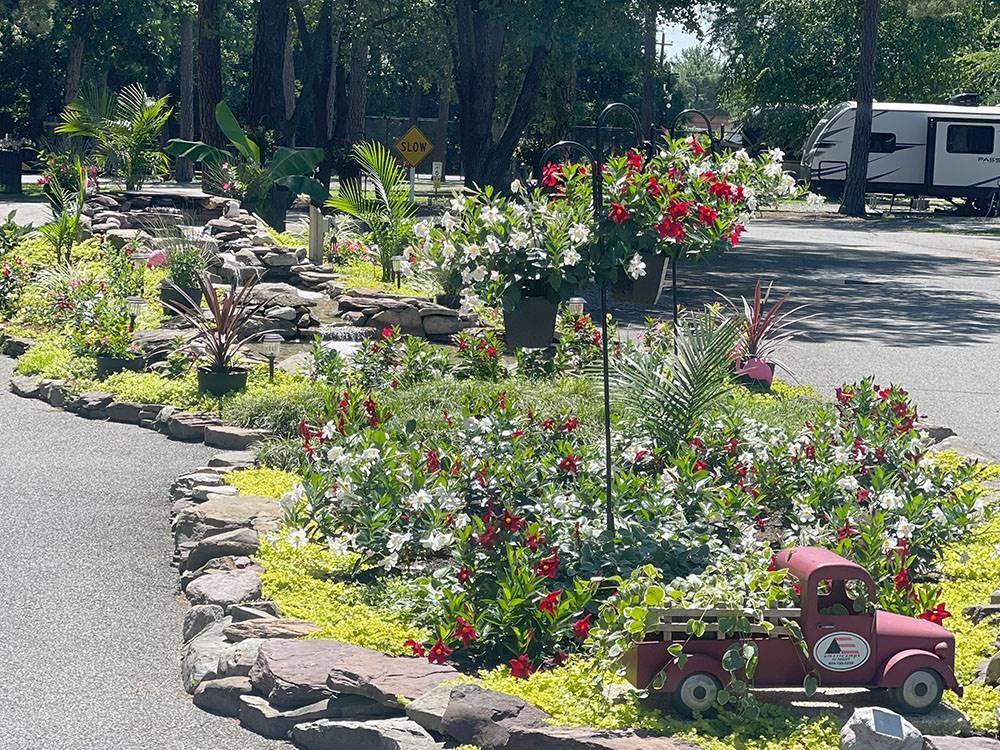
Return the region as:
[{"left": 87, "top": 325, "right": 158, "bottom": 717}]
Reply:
[{"left": 813, "top": 632, "right": 871, "bottom": 671}]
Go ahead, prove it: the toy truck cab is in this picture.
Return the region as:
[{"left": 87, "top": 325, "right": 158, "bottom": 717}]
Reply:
[{"left": 623, "top": 546, "right": 961, "bottom": 716}]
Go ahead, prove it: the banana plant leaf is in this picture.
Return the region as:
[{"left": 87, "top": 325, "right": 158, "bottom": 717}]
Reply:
[
  {"left": 215, "top": 101, "right": 260, "bottom": 165},
  {"left": 276, "top": 174, "right": 329, "bottom": 206},
  {"left": 164, "top": 139, "right": 228, "bottom": 165},
  {"left": 265, "top": 146, "right": 325, "bottom": 180}
]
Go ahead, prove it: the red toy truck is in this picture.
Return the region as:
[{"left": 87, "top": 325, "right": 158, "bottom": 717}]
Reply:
[{"left": 623, "top": 546, "right": 962, "bottom": 716}]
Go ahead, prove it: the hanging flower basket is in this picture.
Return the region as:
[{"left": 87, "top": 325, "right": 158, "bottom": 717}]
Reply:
[
  {"left": 613, "top": 252, "right": 669, "bottom": 305},
  {"left": 503, "top": 296, "right": 558, "bottom": 349},
  {"left": 95, "top": 353, "right": 143, "bottom": 380}
]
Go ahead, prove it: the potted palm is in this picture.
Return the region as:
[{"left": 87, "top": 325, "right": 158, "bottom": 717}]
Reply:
[
  {"left": 164, "top": 272, "right": 273, "bottom": 395},
  {"left": 449, "top": 183, "right": 594, "bottom": 349},
  {"left": 715, "top": 280, "right": 812, "bottom": 391},
  {"left": 147, "top": 240, "right": 207, "bottom": 315}
]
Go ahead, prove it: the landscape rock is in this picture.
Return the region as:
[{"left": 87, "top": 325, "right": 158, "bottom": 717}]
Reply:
[
  {"left": 505, "top": 725, "right": 701, "bottom": 750},
  {"left": 223, "top": 617, "right": 320, "bottom": 642},
  {"left": 181, "top": 621, "right": 231, "bottom": 693},
  {"left": 930, "top": 437, "right": 995, "bottom": 464},
  {"left": 404, "top": 683, "right": 453, "bottom": 734},
  {"left": 924, "top": 738, "right": 1000, "bottom": 749},
  {"left": 9, "top": 375, "right": 43, "bottom": 398},
  {"left": 839, "top": 707, "right": 922, "bottom": 750},
  {"left": 203, "top": 424, "right": 271, "bottom": 450},
  {"left": 167, "top": 411, "right": 223, "bottom": 442},
  {"left": 106, "top": 401, "right": 144, "bottom": 424},
  {"left": 173, "top": 493, "right": 280, "bottom": 546},
  {"left": 291, "top": 717, "right": 441, "bottom": 750},
  {"left": 193, "top": 676, "right": 253, "bottom": 717},
  {"left": 183, "top": 527, "right": 260, "bottom": 573},
  {"left": 326, "top": 650, "right": 459, "bottom": 708},
  {"left": 185, "top": 570, "right": 262, "bottom": 609},
  {"left": 190, "top": 483, "right": 237, "bottom": 501},
  {"left": 250, "top": 639, "right": 373, "bottom": 708},
  {"left": 207, "top": 450, "right": 257, "bottom": 469},
  {"left": 231, "top": 602, "right": 281, "bottom": 621},
  {"left": 439, "top": 684, "right": 551, "bottom": 749},
  {"left": 0, "top": 334, "right": 35, "bottom": 356},
  {"left": 182, "top": 604, "right": 225, "bottom": 642},
  {"left": 215, "top": 638, "right": 264, "bottom": 678},
  {"left": 422, "top": 314, "right": 464, "bottom": 337},
  {"left": 238, "top": 694, "right": 400, "bottom": 740}
]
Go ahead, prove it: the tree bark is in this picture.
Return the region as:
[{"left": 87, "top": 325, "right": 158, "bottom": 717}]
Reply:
[
  {"left": 64, "top": 28, "right": 85, "bottom": 105},
  {"left": 283, "top": 34, "right": 296, "bottom": 123},
  {"left": 448, "top": 0, "right": 552, "bottom": 188},
  {"left": 345, "top": 37, "right": 369, "bottom": 142},
  {"left": 198, "top": 0, "right": 224, "bottom": 147},
  {"left": 176, "top": 11, "right": 196, "bottom": 182},
  {"left": 839, "top": 0, "right": 881, "bottom": 217},
  {"left": 432, "top": 67, "right": 452, "bottom": 173},
  {"left": 640, "top": 5, "right": 657, "bottom": 138},
  {"left": 248, "top": 0, "right": 290, "bottom": 132}
]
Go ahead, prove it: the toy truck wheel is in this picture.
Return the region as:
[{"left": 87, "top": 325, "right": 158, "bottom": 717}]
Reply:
[
  {"left": 887, "top": 668, "right": 943, "bottom": 714},
  {"left": 671, "top": 672, "right": 722, "bottom": 717}
]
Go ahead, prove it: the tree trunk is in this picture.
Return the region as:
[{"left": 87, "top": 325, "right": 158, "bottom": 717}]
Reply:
[
  {"left": 346, "top": 37, "right": 369, "bottom": 142},
  {"left": 839, "top": 0, "right": 881, "bottom": 217},
  {"left": 198, "top": 0, "right": 224, "bottom": 147},
  {"left": 448, "top": 0, "right": 552, "bottom": 189},
  {"left": 248, "top": 0, "right": 290, "bottom": 132},
  {"left": 176, "top": 11, "right": 196, "bottom": 182},
  {"left": 64, "top": 29, "right": 85, "bottom": 105},
  {"left": 640, "top": 5, "right": 657, "bottom": 138},
  {"left": 432, "top": 67, "right": 451, "bottom": 173},
  {"left": 283, "top": 35, "right": 296, "bottom": 123}
]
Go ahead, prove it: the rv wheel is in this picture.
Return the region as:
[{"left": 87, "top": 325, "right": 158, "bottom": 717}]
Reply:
[
  {"left": 971, "top": 192, "right": 1000, "bottom": 217},
  {"left": 671, "top": 671, "right": 722, "bottom": 717},
  {"left": 887, "top": 668, "right": 943, "bottom": 714}
]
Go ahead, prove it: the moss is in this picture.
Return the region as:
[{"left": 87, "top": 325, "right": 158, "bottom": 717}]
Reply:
[
  {"left": 473, "top": 658, "right": 840, "bottom": 750},
  {"left": 256, "top": 538, "right": 427, "bottom": 654},
  {"left": 222, "top": 467, "right": 299, "bottom": 498}
]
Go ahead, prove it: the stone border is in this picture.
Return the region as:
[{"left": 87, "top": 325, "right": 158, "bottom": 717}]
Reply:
[{"left": 5, "top": 339, "right": 1000, "bottom": 749}]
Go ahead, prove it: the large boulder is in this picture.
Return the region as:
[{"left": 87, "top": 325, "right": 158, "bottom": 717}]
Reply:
[
  {"left": 185, "top": 569, "right": 262, "bottom": 610},
  {"left": 839, "top": 707, "right": 922, "bottom": 750},
  {"left": 325, "top": 651, "right": 459, "bottom": 709},
  {"left": 193, "top": 676, "right": 253, "bottom": 717},
  {"left": 291, "top": 717, "right": 441, "bottom": 750},
  {"left": 215, "top": 638, "right": 265, "bottom": 678},
  {"left": 438, "top": 684, "right": 550, "bottom": 749},
  {"left": 238, "top": 694, "right": 399, "bottom": 740},
  {"left": 222, "top": 617, "right": 319, "bottom": 642},
  {"left": 173, "top": 493, "right": 280, "bottom": 546},
  {"left": 250, "top": 639, "right": 373, "bottom": 708},
  {"left": 204, "top": 424, "right": 270, "bottom": 450}
]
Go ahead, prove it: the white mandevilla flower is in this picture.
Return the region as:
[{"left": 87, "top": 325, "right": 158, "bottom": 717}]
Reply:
[
  {"left": 836, "top": 475, "right": 859, "bottom": 493},
  {"left": 327, "top": 535, "right": 351, "bottom": 556},
  {"left": 381, "top": 553, "right": 399, "bottom": 571},
  {"left": 510, "top": 179, "right": 524, "bottom": 194},
  {"left": 471, "top": 265, "right": 487, "bottom": 282},
  {"left": 568, "top": 222, "right": 590, "bottom": 245},
  {"left": 453, "top": 512, "right": 471, "bottom": 529},
  {"left": 442, "top": 213, "right": 459, "bottom": 232},
  {"left": 286, "top": 528, "right": 309, "bottom": 549},
  {"left": 484, "top": 235, "right": 501, "bottom": 256},
  {"left": 481, "top": 204, "right": 502, "bottom": 226},
  {"left": 450, "top": 194, "right": 466, "bottom": 213},
  {"left": 767, "top": 147, "right": 785, "bottom": 163},
  {"left": 562, "top": 247, "right": 582, "bottom": 267},
  {"left": 413, "top": 219, "right": 433, "bottom": 239},
  {"left": 796, "top": 504, "right": 816, "bottom": 524},
  {"left": 879, "top": 489, "right": 904, "bottom": 511},
  {"left": 408, "top": 489, "right": 432, "bottom": 511},
  {"left": 626, "top": 253, "right": 646, "bottom": 279},
  {"left": 805, "top": 192, "right": 826, "bottom": 207},
  {"left": 464, "top": 243, "right": 481, "bottom": 260},
  {"left": 421, "top": 529, "right": 454, "bottom": 552},
  {"left": 387, "top": 532, "right": 411, "bottom": 553},
  {"left": 895, "top": 517, "right": 916, "bottom": 539},
  {"left": 931, "top": 505, "right": 947, "bottom": 524},
  {"left": 361, "top": 447, "right": 381, "bottom": 463},
  {"left": 510, "top": 231, "right": 530, "bottom": 249}
]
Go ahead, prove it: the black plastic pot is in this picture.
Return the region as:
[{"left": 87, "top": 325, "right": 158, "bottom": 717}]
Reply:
[
  {"left": 0, "top": 149, "right": 22, "bottom": 194},
  {"left": 258, "top": 186, "right": 293, "bottom": 231},
  {"left": 503, "top": 296, "right": 558, "bottom": 349},
  {"left": 95, "top": 353, "right": 144, "bottom": 380},
  {"left": 434, "top": 292, "right": 461, "bottom": 309},
  {"left": 197, "top": 365, "right": 248, "bottom": 396},
  {"left": 613, "top": 252, "right": 668, "bottom": 305},
  {"left": 160, "top": 281, "right": 204, "bottom": 316}
]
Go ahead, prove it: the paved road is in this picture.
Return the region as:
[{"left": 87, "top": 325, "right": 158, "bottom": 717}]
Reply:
[
  {"left": 0, "top": 357, "right": 286, "bottom": 750},
  {"left": 610, "top": 214, "right": 1000, "bottom": 457}
]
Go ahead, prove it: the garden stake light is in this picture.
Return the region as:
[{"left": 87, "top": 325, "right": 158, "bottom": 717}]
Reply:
[
  {"left": 538, "top": 101, "right": 647, "bottom": 537},
  {"left": 126, "top": 295, "right": 146, "bottom": 332},
  {"left": 567, "top": 297, "right": 586, "bottom": 316},
  {"left": 391, "top": 255, "right": 404, "bottom": 288},
  {"left": 261, "top": 333, "right": 282, "bottom": 382}
]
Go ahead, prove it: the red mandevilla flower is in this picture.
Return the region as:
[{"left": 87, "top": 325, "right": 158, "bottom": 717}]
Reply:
[
  {"left": 559, "top": 454, "right": 578, "bottom": 473},
  {"left": 381, "top": 326, "right": 394, "bottom": 338},
  {"left": 542, "top": 162, "right": 561, "bottom": 187},
  {"left": 697, "top": 204, "right": 718, "bottom": 224},
  {"left": 693, "top": 459, "right": 709, "bottom": 472},
  {"left": 918, "top": 603, "right": 952, "bottom": 625},
  {"left": 564, "top": 417, "right": 578, "bottom": 431},
  {"left": 427, "top": 639, "right": 453, "bottom": 664},
  {"left": 452, "top": 616, "right": 477, "bottom": 647},
  {"left": 666, "top": 199, "right": 692, "bottom": 220},
  {"left": 502, "top": 509, "right": 525, "bottom": 532},
  {"left": 509, "top": 654, "right": 535, "bottom": 679},
  {"left": 405, "top": 639, "right": 425, "bottom": 657},
  {"left": 573, "top": 613, "right": 592, "bottom": 640},
  {"left": 646, "top": 176, "right": 661, "bottom": 197},
  {"left": 729, "top": 223, "right": 746, "bottom": 245},
  {"left": 524, "top": 532, "right": 544, "bottom": 551},
  {"left": 538, "top": 589, "right": 561, "bottom": 615},
  {"left": 457, "top": 567, "right": 471, "bottom": 584},
  {"left": 608, "top": 202, "right": 630, "bottom": 224},
  {"left": 625, "top": 149, "right": 643, "bottom": 171},
  {"left": 534, "top": 549, "right": 559, "bottom": 578},
  {"left": 688, "top": 137, "right": 704, "bottom": 155}
]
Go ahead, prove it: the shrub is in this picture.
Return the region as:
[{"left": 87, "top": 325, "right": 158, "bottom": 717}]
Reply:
[
  {"left": 14, "top": 339, "right": 95, "bottom": 380},
  {"left": 255, "top": 437, "right": 310, "bottom": 473},
  {"left": 350, "top": 326, "right": 450, "bottom": 391},
  {"left": 222, "top": 378, "right": 331, "bottom": 436},
  {"left": 454, "top": 330, "right": 506, "bottom": 380}
]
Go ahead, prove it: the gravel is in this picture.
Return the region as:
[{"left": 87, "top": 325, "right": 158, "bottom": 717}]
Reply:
[{"left": 0, "top": 356, "right": 288, "bottom": 749}]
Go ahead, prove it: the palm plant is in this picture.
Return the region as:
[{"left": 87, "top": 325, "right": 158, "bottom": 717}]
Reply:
[
  {"left": 38, "top": 159, "right": 86, "bottom": 264},
  {"left": 609, "top": 313, "right": 740, "bottom": 455},
  {"left": 0, "top": 211, "right": 35, "bottom": 256},
  {"left": 715, "top": 280, "right": 812, "bottom": 375},
  {"left": 56, "top": 83, "right": 172, "bottom": 190},
  {"left": 326, "top": 140, "right": 416, "bottom": 282},
  {"left": 163, "top": 272, "right": 273, "bottom": 374}
]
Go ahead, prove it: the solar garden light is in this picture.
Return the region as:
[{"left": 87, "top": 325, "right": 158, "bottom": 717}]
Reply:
[
  {"left": 567, "top": 297, "right": 586, "bottom": 316},
  {"left": 261, "top": 333, "right": 283, "bottom": 382},
  {"left": 126, "top": 296, "right": 146, "bottom": 333},
  {"left": 390, "top": 255, "right": 405, "bottom": 288}
]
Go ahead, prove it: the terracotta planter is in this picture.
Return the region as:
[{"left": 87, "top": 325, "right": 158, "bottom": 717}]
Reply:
[
  {"left": 735, "top": 357, "right": 775, "bottom": 391},
  {"left": 614, "top": 252, "right": 669, "bottom": 305},
  {"left": 95, "top": 353, "right": 143, "bottom": 380},
  {"left": 503, "top": 296, "right": 558, "bottom": 349},
  {"left": 197, "top": 365, "right": 248, "bottom": 396},
  {"left": 160, "top": 282, "right": 203, "bottom": 316}
]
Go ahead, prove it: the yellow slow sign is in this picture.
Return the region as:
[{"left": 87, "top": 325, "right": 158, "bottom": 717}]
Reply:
[{"left": 394, "top": 125, "right": 433, "bottom": 167}]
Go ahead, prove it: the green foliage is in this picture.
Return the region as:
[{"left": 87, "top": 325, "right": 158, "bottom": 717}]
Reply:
[
  {"left": 222, "top": 467, "right": 300, "bottom": 498},
  {"left": 255, "top": 437, "right": 311, "bottom": 473},
  {"left": 256, "top": 537, "right": 427, "bottom": 654},
  {"left": 454, "top": 331, "right": 506, "bottom": 381},
  {"left": 326, "top": 141, "right": 416, "bottom": 282},
  {"left": 56, "top": 83, "right": 171, "bottom": 190},
  {"left": 38, "top": 159, "right": 86, "bottom": 264},
  {"left": 0, "top": 211, "right": 35, "bottom": 255},
  {"left": 222, "top": 377, "right": 332, "bottom": 436},
  {"left": 351, "top": 326, "right": 451, "bottom": 391},
  {"left": 13, "top": 339, "right": 95, "bottom": 380},
  {"left": 334, "top": 259, "right": 426, "bottom": 296}
]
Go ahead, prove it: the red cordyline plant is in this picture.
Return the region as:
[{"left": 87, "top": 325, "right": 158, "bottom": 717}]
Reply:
[
  {"left": 163, "top": 272, "right": 273, "bottom": 372},
  {"left": 715, "top": 280, "right": 813, "bottom": 374}
]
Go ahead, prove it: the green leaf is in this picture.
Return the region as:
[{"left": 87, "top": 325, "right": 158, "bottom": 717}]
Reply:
[
  {"left": 667, "top": 643, "right": 684, "bottom": 658},
  {"left": 164, "top": 139, "right": 228, "bottom": 165},
  {"left": 215, "top": 101, "right": 259, "bottom": 163},
  {"left": 803, "top": 673, "right": 818, "bottom": 697},
  {"left": 643, "top": 585, "right": 665, "bottom": 606},
  {"left": 277, "top": 175, "right": 329, "bottom": 205},
  {"left": 716, "top": 688, "right": 730, "bottom": 705}
]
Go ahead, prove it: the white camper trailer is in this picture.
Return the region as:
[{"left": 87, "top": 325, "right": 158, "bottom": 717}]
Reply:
[{"left": 802, "top": 101, "right": 1000, "bottom": 213}]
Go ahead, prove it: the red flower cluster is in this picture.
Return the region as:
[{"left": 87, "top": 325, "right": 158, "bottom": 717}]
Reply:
[
  {"left": 918, "top": 603, "right": 952, "bottom": 625},
  {"left": 452, "top": 616, "right": 477, "bottom": 646},
  {"left": 509, "top": 653, "right": 536, "bottom": 679},
  {"left": 559, "top": 454, "right": 579, "bottom": 473},
  {"left": 608, "top": 202, "right": 630, "bottom": 224},
  {"left": 538, "top": 589, "right": 561, "bottom": 615}
]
